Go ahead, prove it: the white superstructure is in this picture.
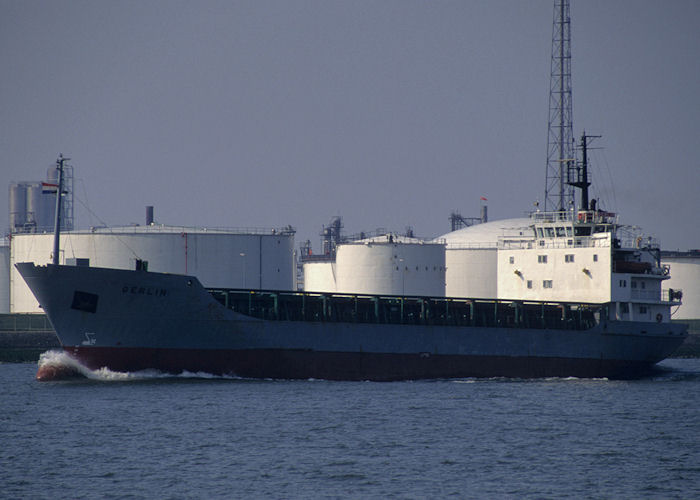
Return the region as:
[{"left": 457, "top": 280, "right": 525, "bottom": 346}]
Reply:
[
  {"left": 495, "top": 209, "right": 675, "bottom": 322},
  {"left": 10, "top": 225, "right": 295, "bottom": 313}
]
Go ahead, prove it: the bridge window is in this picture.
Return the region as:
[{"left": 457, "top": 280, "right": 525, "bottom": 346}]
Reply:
[
  {"left": 565, "top": 254, "right": 575, "bottom": 263},
  {"left": 538, "top": 255, "right": 548, "bottom": 264},
  {"left": 543, "top": 280, "right": 553, "bottom": 289}
]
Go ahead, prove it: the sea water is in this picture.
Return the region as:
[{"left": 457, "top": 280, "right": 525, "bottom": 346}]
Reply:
[{"left": 2, "top": 353, "right": 699, "bottom": 499}]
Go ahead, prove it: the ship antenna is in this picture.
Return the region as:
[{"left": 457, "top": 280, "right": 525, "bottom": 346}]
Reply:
[
  {"left": 52, "top": 154, "right": 69, "bottom": 265},
  {"left": 544, "top": 0, "right": 575, "bottom": 212}
]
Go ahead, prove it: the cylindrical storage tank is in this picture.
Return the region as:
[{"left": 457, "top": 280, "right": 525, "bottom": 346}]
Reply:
[
  {"left": 46, "top": 166, "right": 58, "bottom": 184},
  {"left": 44, "top": 168, "right": 59, "bottom": 231},
  {"left": 661, "top": 252, "right": 700, "bottom": 321},
  {"left": 302, "top": 261, "right": 337, "bottom": 293},
  {"left": 9, "top": 183, "right": 27, "bottom": 231},
  {"left": 0, "top": 242, "right": 10, "bottom": 313},
  {"left": 39, "top": 190, "right": 57, "bottom": 232},
  {"left": 334, "top": 237, "right": 445, "bottom": 296},
  {"left": 25, "top": 183, "right": 42, "bottom": 227},
  {"left": 27, "top": 183, "right": 55, "bottom": 232},
  {"left": 9, "top": 226, "right": 296, "bottom": 313}
]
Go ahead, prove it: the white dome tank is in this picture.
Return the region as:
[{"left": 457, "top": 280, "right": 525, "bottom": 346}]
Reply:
[
  {"left": 333, "top": 234, "right": 445, "bottom": 296},
  {"left": 437, "top": 218, "right": 532, "bottom": 299}
]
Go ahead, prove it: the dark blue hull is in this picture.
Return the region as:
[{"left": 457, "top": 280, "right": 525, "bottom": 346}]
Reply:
[{"left": 16, "top": 263, "right": 688, "bottom": 380}]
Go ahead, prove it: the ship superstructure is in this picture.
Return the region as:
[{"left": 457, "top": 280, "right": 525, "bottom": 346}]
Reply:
[{"left": 499, "top": 209, "right": 676, "bottom": 322}]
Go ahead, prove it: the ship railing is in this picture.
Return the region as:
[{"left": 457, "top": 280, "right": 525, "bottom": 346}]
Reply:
[
  {"left": 529, "top": 210, "right": 618, "bottom": 225},
  {"left": 662, "top": 288, "right": 683, "bottom": 305},
  {"left": 530, "top": 210, "right": 575, "bottom": 223},
  {"left": 501, "top": 237, "right": 611, "bottom": 250},
  {"left": 612, "top": 224, "right": 660, "bottom": 250},
  {"left": 207, "top": 287, "right": 611, "bottom": 331}
]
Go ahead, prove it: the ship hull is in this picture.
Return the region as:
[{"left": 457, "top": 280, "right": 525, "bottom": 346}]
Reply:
[
  {"left": 63, "top": 346, "right": 660, "bottom": 380},
  {"left": 16, "top": 263, "right": 688, "bottom": 380}
]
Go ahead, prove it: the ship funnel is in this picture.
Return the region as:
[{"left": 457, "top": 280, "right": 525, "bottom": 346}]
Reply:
[{"left": 146, "top": 206, "right": 154, "bottom": 226}]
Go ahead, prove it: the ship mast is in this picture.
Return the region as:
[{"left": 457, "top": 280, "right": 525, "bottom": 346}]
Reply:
[
  {"left": 568, "top": 132, "right": 600, "bottom": 211},
  {"left": 52, "top": 154, "right": 69, "bottom": 265},
  {"left": 544, "top": 0, "right": 575, "bottom": 212}
]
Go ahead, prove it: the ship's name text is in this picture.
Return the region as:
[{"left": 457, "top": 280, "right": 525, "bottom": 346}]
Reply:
[{"left": 122, "top": 285, "right": 168, "bottom": 297}]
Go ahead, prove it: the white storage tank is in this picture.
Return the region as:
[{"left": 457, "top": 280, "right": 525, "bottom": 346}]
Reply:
[
  {"left": 0, "top": 240, "right": 10, "bottom": 313},
  {"left": 9, "top": 183, "right": 27, "bottom": 232},
  {"left": 302, "top": 260, "right": 337, "bottom": 293},
  {"left": 332, "top": 234, "right": 445, "bottom": 297},
  {"left": 10, "top": 225, "right": 296, "bottom": 313},
  {"left": 438, "top": 218, "right": 531, "bottom": 299},
  {"left": 662, "top": 250, "right": 700, "bottom": 321},
  {"left": 25, "top": 183, "right": 43, "bottom": 229}
]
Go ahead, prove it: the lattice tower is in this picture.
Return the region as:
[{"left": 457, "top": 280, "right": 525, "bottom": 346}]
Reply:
[{"left": 544, "top": 0, "right": 575, "bottom": 212}]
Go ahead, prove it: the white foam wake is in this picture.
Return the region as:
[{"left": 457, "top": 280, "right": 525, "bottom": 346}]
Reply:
[{"left": 37, "top": 350, "right": 242, "bottom": 381}]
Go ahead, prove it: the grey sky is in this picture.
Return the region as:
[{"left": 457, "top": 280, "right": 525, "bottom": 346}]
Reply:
[{"left": 1, "top": 0, "right": 699, "bottom": 251}]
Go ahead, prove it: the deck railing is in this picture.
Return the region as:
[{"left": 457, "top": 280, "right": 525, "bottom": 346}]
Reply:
[{"left": 208, "top": 288, "right": 607, "bottom": 331}]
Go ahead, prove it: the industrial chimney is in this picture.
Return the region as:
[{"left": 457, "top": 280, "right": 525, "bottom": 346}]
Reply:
[{"left": 480, "top": 205, "right": 488, "bottom": 223}]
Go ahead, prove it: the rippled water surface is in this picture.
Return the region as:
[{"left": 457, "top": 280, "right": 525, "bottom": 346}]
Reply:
[{"left": 2, "top": 354, "right": 699, "bottom": 499}]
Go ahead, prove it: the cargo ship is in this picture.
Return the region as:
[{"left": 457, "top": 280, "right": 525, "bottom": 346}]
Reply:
[
  {"left": 18, "top": 135, "right": 687, "bottom": 380},
  {"left": 16, "top": 1, "right": 688, "bottom": 380},
  {"left": 15, "top": 260, "right": 687, "bottom": 380},
  {"left": 15, "top": 149, "right": 688, "bottom": 380}
]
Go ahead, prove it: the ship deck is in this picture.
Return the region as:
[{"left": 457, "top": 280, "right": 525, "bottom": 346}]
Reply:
[{"left": 207, "top": 288, "right": 605, "bottom": 331}]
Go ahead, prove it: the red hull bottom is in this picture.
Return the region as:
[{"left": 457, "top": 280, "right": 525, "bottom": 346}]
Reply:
[{"left": 58, "top": 346, "right": 655, "bottom": 381}]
